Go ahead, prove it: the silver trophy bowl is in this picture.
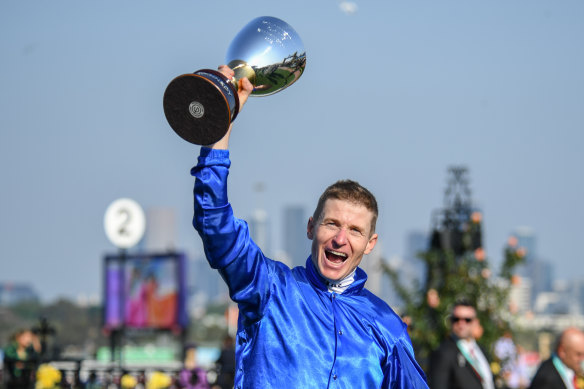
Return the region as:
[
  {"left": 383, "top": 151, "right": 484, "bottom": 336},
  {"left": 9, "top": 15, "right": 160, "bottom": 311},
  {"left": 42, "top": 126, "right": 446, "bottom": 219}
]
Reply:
[{"left": 163, "top": 16, "right": 306, "bottom": 145}]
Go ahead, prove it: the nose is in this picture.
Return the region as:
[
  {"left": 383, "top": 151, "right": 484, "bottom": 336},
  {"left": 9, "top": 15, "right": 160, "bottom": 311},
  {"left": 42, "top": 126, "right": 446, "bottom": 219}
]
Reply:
[{"left": 332, "top": 227, "right": 348, "bottom": 247}]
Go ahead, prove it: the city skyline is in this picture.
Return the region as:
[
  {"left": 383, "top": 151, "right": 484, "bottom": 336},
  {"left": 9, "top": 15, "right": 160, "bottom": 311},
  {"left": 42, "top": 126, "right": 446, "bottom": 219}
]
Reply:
[
  {"left": 1, "top": 1, "right": 583, "bottom": 302},
  {"left": 0, "top": 200, "right": 575, "bottom": 307}
]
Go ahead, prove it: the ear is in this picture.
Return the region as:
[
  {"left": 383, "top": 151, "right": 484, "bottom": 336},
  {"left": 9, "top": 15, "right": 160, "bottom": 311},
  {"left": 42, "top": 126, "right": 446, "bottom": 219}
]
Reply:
[
  {"left": 364, "top": 233, "right": 378, "bottom": 255},
  {"left": 557, "top": 345, "right": 565, "bottom": 360},
  {"left": 307, "top": 217, "right": 315, "bottom": 240}
]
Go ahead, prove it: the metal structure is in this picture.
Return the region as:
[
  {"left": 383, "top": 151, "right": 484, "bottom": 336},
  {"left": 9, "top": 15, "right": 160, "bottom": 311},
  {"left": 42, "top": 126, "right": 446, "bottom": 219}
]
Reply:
[{"left": 429, "top": 166, "right": 482, "bottom": 256}]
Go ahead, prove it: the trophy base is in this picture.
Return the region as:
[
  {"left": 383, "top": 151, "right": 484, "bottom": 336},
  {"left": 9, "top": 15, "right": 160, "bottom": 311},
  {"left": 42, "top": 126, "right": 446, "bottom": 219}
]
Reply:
[{"left": 163, "top": 70, "right": 239, "bottom": 145}]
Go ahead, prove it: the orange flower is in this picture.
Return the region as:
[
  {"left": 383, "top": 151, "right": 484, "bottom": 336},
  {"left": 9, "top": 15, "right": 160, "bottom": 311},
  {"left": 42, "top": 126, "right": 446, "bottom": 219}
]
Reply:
[
  {"left": 471, "top": 211, "right": 482, "bottom": 224},
  {"left": 507, "top": 236, "right": 518, "bottom": 248},
  {"left": 516, "top": 247, "right": 527, "bottom": 258},
  {"left": 511, "top": 275, "right": 521, "bottom": 285},
  {"left": 427, "top": 289, "right": 440, "bottom": 308},
  {"left": 474, "top": 247, "right": 486, "bottom": 261}
]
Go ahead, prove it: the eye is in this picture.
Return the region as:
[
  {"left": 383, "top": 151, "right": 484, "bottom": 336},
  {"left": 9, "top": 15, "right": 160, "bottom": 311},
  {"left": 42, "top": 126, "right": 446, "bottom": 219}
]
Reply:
[{"left": 322, "top": 221, "right": 340, "bottom": 231}]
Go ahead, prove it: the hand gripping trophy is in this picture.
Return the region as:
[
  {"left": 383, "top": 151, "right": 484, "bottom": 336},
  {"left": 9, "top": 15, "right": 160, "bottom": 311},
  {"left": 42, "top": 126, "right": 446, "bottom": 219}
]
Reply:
[{"left": 163, "top": 16, "right": 306, "bottom": 145}]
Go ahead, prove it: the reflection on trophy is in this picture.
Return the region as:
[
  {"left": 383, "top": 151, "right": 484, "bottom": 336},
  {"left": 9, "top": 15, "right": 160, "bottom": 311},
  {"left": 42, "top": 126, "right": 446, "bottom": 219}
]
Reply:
[{"left": 163, "top": 16, "right": 307, "bottom": 145}]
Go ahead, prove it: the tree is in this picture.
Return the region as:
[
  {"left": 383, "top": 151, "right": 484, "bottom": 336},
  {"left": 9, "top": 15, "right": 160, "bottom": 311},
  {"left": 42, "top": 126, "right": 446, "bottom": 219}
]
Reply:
[
  {"left": 0, "top": 299, "right": 106, "bottom": 359},
  {"left": 383, "top": 166, "right": 525, "bottom": 378}
]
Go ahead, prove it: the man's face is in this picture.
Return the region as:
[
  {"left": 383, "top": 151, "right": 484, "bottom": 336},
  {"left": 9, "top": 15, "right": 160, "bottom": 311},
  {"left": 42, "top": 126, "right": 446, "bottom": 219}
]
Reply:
[
  {"left": 558, "top": 331, "right": 584, "bottom": 374},
  {"left": 17, "top": 331, "right": 33, "bottom": 348},
  {"left": 307, "top": 199, "right": 377, "bottom": 281},
  {"left": 450, "top": 305, "right": 477, "bottom": 341}
]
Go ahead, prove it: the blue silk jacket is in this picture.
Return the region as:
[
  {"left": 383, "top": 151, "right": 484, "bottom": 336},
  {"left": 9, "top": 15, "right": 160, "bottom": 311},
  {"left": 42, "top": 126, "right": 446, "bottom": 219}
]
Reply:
[{"left": 192, "top": 148, "right": 428, "bottom": 389}]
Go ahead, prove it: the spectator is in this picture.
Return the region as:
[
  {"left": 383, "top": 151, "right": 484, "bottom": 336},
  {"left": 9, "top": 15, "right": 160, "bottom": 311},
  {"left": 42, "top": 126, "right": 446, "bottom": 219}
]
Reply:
[
  {"left": 178, "top": 343, "right": 210, "bottom": 389},
  {"left": 213, "top": 335, "right": 235, "bottom": 389},
  {"left": 428, "top": 300, "right": 495, "bottom": 389},
  {"left": 528, "top": 327, "right": 584, "bottom": 389},
  {"left": 3, "top": 329, "right": 40, "bottom": 389}
]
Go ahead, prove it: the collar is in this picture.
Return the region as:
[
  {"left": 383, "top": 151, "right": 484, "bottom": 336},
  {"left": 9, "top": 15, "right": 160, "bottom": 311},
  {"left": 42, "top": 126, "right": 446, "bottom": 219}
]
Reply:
[
  {"left": 305, "top": 256, "right": 367, "bottom": 295},
  {"left": 324, "top": 269, "right": 356, "bottom": 293},
  {"left": 455, "top": 337, "right": 494, "bottom": 388},
  {"left": 459, "top": 338, "right": 478, "bottom": 348},
  {"left": 552, "top": 353, "right": 575, "bottom": 389},
  {"left": 455, "top": 336, "right": 479, "bottom": 359}
]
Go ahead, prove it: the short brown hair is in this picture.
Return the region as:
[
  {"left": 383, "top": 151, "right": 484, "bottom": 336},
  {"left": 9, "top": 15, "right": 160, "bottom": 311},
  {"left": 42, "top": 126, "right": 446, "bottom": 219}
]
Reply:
[{"left": 312, "top": 180, "right": 378, "bottom": 234}]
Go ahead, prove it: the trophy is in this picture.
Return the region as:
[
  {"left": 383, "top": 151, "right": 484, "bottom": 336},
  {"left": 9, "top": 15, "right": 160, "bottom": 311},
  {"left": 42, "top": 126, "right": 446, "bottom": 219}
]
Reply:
[{"left": 163, "top": 16, "right": 307, "bottom": 145}]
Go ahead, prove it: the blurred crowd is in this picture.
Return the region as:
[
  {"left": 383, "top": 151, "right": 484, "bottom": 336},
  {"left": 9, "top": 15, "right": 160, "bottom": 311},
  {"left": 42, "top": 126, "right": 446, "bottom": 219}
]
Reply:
[
  {"left": 1, "top": 318, "right": 583, "bottom": 389},
  {"left": 0, "top": 330, "right": 235, "bottom": 389},
  {"left": 422, "top": 299, "right": 584, "bottom": 389}
]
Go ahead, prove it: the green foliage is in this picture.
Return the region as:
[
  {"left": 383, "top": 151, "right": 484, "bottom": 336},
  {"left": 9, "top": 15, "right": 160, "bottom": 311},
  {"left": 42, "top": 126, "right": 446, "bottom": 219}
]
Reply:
[
  {"left": 384, "top": 217, "right": 525, "bottom": 373},
  {"left": 0, "top": 299, "right": 107, "bottom": 356},
  {"left": 7, "top": 300, "right": 42, "bottom": 321}
]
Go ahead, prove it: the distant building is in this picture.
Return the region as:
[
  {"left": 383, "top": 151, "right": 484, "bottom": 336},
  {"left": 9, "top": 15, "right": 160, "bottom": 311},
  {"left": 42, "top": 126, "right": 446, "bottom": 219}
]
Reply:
[
  {"left": 509, "top": 277, "right": 532, "bottom": 314},
  {"left": 513, "top": 226, "right": 537, "bottom": 264},
  {"left": 576, "top": 278, "right": 584, "bottom": 315},
  {"left": 189, "top": 256, "right": 227, "bottom": 304},
  {"left": 249, "top": 209, "right": 271, "bottom": 257},
  {"left": 360, "top": 246, "right": 383, "bottom": 298},
  {"left": 381, "top": 231, "right": 428, "bottom": 309},
  {"left": 381, "top": 254, "right": 406, "bottom": 311},
  {"left": 404, "top": 230, "right": 428, "bottom": 285},
  {"left": 375, "top": 232, "right": 429, "bottom": 312},
  {"left": 534, "top": 291, "right": 561, "bottom": 313},
  {"left": 283, "top": 205, "right": 310, "bottom": 268},
  {"left": 550, "top": 279, "right": 581, "bottom": 315},
  {"left": 145, "top": 207, "right": 177, "bottom": 252},
  {"left": 0, "top": 283, "right": 39, "bottom": 305},
  {"left": 511, "top": 227, "right": 553, "bottom": 308},
  {"left": 530, "top": 259, "right": 554, "bottom": 297}
]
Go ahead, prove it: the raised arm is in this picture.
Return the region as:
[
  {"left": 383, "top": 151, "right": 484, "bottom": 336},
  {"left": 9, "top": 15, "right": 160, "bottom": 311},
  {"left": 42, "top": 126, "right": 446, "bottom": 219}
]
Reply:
[
  {"left": 192, "top": 68, "right": 273, "bottom": 325},
  {"left": 210, "top": 65, "right": 253, "bottom": 150}
]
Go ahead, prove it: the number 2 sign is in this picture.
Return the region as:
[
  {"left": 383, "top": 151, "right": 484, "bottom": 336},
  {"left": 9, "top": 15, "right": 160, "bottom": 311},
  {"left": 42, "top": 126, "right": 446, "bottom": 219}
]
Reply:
[{"left": 104, "top": 198, "right": 146, "bottom": 249}]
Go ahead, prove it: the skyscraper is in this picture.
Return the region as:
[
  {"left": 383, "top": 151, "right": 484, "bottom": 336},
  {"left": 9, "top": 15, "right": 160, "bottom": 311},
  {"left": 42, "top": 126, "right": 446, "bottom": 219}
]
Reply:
[
  {"left": 512, "top": 226, "right": 553, "bottom": 308},
  {"left": 0, "top": 283, "right": 39, "bottom": 305},
  {"left": 404, "top": 230, "right": 428, "bottom": 285},
  {"left": 145, "top": 207, "right": 177, "bottom": 252},
  {"left": 360, "top": 245, "right": 383, "bottom": 297},
  {"left": 509, "top": 277, "right": 532, "bottom": 314},
  {"left": 249, "top": 209, "right": 271, "bottom": 257},
  {"left": 283, "top": 205, "right": 310, "bottom": 268},
  {"left": 514, "top": 226, "right": 536, "bottom": 265}
]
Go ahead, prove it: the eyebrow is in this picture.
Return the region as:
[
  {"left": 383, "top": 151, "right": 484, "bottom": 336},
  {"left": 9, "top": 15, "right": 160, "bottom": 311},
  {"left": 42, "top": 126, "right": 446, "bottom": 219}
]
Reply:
[{"left": 322, "top": 218, "right": 366, "bottom": 234}]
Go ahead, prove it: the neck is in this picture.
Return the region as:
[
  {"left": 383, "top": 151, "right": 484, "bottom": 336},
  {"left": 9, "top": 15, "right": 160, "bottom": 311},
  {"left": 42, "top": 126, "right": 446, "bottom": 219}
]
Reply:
[
  {"left": 453, "top": 334, "right": 474, "bottom": 343},
  {"left": 319, "top": 268, "right": 356, "bottom": 294}
]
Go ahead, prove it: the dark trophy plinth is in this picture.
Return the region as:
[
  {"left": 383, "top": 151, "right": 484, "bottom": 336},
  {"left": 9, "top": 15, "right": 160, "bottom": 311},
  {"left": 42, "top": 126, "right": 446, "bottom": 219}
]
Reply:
[{"left": 163, "top": 16, "right": 307, "bottom": 145}]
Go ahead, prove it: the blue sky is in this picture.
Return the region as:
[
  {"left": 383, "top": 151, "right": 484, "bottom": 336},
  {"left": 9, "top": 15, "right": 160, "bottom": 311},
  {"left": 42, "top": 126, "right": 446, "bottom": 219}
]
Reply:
[{"left": 1, "top": 0, "right": 583, "bottom": 302}]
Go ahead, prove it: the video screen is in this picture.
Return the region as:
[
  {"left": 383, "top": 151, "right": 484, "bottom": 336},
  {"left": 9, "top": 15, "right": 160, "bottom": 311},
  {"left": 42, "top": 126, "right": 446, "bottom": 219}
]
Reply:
[{"left": 103, "top": 252, "right": 188, "bottom": 330}]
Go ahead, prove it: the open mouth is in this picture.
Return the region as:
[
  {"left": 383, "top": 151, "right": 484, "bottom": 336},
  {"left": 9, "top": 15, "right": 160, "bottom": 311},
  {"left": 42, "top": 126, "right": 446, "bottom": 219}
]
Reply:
[{"left": 325, "top": 249, "right": 348, "bottom": 264}]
